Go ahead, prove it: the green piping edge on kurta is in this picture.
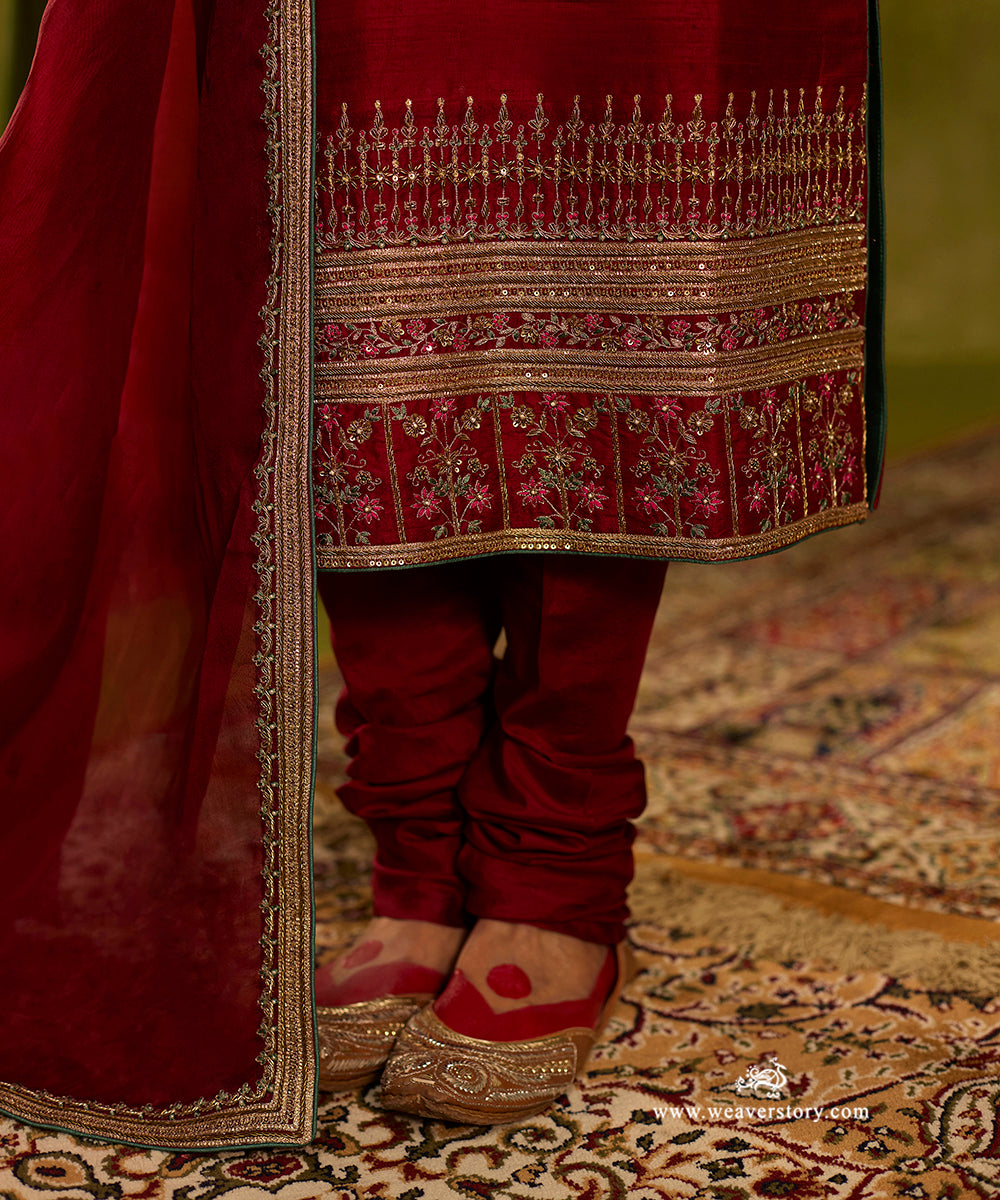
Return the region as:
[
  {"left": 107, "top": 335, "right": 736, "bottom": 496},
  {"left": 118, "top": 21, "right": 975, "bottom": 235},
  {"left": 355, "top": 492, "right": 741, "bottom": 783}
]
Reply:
[{"left": 865, "top": 0, "right": 887, "bottom": 509}]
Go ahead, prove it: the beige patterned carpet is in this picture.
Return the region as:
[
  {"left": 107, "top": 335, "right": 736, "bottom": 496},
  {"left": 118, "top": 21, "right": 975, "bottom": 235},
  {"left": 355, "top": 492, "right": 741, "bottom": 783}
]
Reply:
[{"left": 4, "top": 425, "right": 1000, "bottom": 1198}]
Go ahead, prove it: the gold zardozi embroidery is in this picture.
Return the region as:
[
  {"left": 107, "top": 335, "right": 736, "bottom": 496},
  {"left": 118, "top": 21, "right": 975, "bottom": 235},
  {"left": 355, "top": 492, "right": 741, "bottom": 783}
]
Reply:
[
  {"left": 317, "top": 89, "right": 867, "bottom": 249},
  {"left": 312, "top": 88, "right": 870, "bottom": 571},
  {"left": 313, "top": 227, "right": 867, "bottom": 405},
  {"left": 315, "top": 227, "right": 866, "bottom": 317},
  {"left": 314, "top": 330, "right": 864, "bottom": 403},
  {"left": 314, "top": 504, "right": 872, "bottom": 570}
]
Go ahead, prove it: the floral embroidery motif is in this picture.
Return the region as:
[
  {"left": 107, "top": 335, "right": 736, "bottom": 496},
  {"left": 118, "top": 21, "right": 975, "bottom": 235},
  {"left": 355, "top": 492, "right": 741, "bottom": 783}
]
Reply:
[
  {"left": 736, "top": 386, "right": 803, "bottom": 533},
  {"left": 733, "top": 371, "right": 862, "bottom": 531},
  {"left": 314, "top": 297, "right": 862, "bottom": 367},
  {"left": 396, "top": 397, "right": 494, "bottom": 539},
  {"left": 618, "top": 395, "right": 726, "bottom": 539},
  {"left": 804, "top": 371, "right": 863, "bottom": 510},
  {"left": 317, "top": 89, "right": 867, "bottom": 250},
  {"left": 313, "top": 404, "right": 387, "bottom": 547},
  {"left": 310, "top": 373, "right": 867, "bottom": 565},
  {"left": 500, "top": 393, "right": 610, "bottom": 532}
]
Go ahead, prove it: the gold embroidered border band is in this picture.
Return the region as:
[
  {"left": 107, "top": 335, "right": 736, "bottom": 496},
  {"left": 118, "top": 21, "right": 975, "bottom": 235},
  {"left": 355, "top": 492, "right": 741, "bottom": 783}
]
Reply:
[
  {"left": 315, "top": 226, "right": 866, "bottom": 319},
  {"left": 263, "top": 0, "right": 318, "bottom": 1151},
  {"left": 316, "top": 502, "right": 870, "bottom": 571},
  {"left": 314, "top": 329, "right": 864, "bottom": 401},
  {"left": 318, "top": 88, "right": 867, "bottom": 248}
]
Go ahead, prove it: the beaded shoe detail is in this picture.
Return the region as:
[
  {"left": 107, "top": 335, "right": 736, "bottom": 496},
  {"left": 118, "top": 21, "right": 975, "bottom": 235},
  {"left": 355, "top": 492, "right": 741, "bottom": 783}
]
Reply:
[
  {"left": 378, "top": 942, "right": 634, "bottom": 1122},
  {"left": 316, "top": 995, "right": 435, "bottom": 1092}
]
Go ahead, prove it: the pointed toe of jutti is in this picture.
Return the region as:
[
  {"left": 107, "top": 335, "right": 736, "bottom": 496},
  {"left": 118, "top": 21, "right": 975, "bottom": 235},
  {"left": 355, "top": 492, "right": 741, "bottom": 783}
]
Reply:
[
  {"left": 316, "top": 995, "right": 435, "bottom": 1092},
  {"left": 378, "top": 941, "right": 635, "bottom": 1124}
]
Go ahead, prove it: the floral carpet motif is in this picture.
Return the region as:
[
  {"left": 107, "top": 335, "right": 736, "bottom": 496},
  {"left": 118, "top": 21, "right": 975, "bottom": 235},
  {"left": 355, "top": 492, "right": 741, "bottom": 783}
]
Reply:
[{"left": 3, "top": 427, "right": 1000, "bottom": 1197}]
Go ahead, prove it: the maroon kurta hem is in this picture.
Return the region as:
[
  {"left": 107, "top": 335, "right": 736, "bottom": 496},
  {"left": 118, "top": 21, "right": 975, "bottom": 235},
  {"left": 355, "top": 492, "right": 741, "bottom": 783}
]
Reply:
[{"left": 311, "top": 1, "right": 876, "bottom": 569}]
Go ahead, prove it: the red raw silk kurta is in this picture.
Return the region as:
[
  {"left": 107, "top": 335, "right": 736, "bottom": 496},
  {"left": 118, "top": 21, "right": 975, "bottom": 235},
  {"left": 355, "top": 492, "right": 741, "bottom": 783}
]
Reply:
[{"left": 0, "top": 0, "right": 883, "bottom": 1150}]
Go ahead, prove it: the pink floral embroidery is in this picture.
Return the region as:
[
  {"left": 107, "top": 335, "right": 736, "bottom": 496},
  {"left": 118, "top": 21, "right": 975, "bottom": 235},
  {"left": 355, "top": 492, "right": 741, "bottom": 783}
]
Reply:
[
  {"left": 354, "top": 496, "right": 383, "bottom": 525},
  {"left": 578, "top": 482, "right": 609, "bottom": 513},
  {"left": 412, "top": 487, "right": 442, "bottom": 520},
  {"left": 467, "top": 481, "right": 492, "bottom": 513},
  {"left": 784, "top": 476, "right": 800, "bottom": 507},
  {"left": 695, "top": 487, "right": 723, "bottom": 516},
  {"left": 504, "top": 395, "right": 610, "bottom": 533},
  {"left": 635, "top": 483, "right": 664, "bottom": 515},
  {"left": 310, "top": 376, "right": 865, "bottom": 551},
  {"left": 430, "top": 398, "right": 456, "bottom": 421},
  {"left": 735, "top": 372, "right": 863, "bottom": 528},
  {"left": 518, "top": 479, "right": 549, "bottom": 507},
  {"left": 313, "top": 297, "right": 862, "bottom": 366},
  {"left": 621, "top": 394, "right": 724, "bottom": 539},
  {"left": 652, "top": 396, "right": 683, "bottom": 420},
  {"left": 312, "top": 406, "right": 387, "bottom": 548},
  {"left": 803, "top": 372, "right": 861, "bottom": 508},
  {"left": 399, "top": 398, "right": 494, "bottom": 538},
  {"left": 737, "top": 384, "right": 801, "bottom": 532}
]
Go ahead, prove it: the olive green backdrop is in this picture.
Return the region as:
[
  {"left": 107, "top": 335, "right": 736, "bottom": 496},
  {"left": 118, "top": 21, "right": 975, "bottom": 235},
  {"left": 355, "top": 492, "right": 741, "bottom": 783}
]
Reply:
[{"left": 2, "top": 0, "right": 998, "bottom": 455}]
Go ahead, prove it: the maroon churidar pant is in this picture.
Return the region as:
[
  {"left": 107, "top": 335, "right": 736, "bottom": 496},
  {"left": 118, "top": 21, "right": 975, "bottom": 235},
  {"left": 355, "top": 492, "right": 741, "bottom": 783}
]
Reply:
[{"left": 318, "top": 556, "right": 667, "bottom": 946}]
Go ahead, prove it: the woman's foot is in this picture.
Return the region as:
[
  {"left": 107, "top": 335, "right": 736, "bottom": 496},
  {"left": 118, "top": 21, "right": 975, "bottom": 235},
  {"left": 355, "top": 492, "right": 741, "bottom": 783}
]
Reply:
[
  {"left": 315, "top": 917, "right": 466, "bottom": 1092},
  {"left": 433, "top": 920, "right": 613, "bottom": 1038},
  {"left": 379, "top": 921, "right": 632, "bottom": 1123},
  {"left": 316, "top": 917, "right": 467, "bottom": 1006}
]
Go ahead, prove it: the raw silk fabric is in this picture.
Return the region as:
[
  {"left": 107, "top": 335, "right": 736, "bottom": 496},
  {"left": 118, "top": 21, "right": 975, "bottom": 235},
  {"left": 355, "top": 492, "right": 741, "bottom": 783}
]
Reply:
[
  {"left": 0, "top": 0, "right": 883, "bottom": 1150},
  {"left": 320, "top": 556, "right": 668, "bottom": 946}
]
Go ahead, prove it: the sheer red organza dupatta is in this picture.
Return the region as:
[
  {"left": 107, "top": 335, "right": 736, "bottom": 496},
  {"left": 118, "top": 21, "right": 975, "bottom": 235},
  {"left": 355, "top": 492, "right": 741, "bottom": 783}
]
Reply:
[{"left": 0, "top": 0, "right": 317, "bottom": 1148}]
